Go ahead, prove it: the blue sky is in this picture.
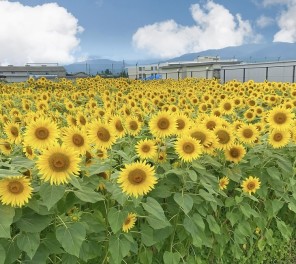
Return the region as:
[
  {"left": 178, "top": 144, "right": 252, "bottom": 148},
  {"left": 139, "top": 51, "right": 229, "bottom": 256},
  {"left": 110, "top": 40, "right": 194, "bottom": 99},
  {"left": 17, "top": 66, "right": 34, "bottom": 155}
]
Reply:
[{"left": 1, "top": 0, "right": 296, "bottom": 65}]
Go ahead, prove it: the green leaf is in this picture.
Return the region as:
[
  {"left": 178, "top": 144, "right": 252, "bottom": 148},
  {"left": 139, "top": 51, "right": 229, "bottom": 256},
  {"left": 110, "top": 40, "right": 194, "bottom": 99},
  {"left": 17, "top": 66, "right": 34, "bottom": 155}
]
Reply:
[
  {"left": 226, "top": 211, "right": 240, "bottom": 227},
  {"left": 0, "top": 204, "right": 15, "bottom": 238},
  {"left": 139, "top": 248, "right": 153, "bottom": 264},
  {"left": 42, "top": 233, "right": 64, "bottom": 254},
  {"left": 276, "top": 219, "right": 292, "bottom": 240},
  {"left": 16, "top": 232, "right": 40, "bottom": 259},
  {"left": 56, "top": 222, "right": 86, "bottom": 257},
  {"left": 183, "top": 216, "right": 202, "bottom": 247},
  {"left": 272, "top": 199, "right": 284, "bottom": 216},
  {"left": 174, "top": 193, "right": 193, "bottom": 215},
  {"left": 108, "top": 208, "right": 127, "bottom": 234},
  {"left": 257, "top": 237, "right": 266, "bottom": 251},
  {"left": 237, "top": 221, "right": 252, "bottom": 237},
  {"left": 199, "top": 189, "right": 216, "bottom": 202},
  {"left": 239, "top": 203, "right": 259, "bottom": 218},
  {"left": 39, "top": 183, "right": 66, "bottom": 210},
  {"left": 3, "top": 239, "right": 21, "bottom": 264},
  {"left": 109, "top": 235, "right": 131, "bottom": 264},
  {"left": 61, "top": 254, "right": 78, "bottom": 264},
  {"left": 15, "top": 208, "right": 51, "bottom": 233},
  {"left": 192, "top": 213, "right": 205, "bottom": 231},
  {"left": 288, "top": 202, "right": 296, "bottom": 213},
  {"left": 79, "top": 240, "right": 101, "bottom": 262},
  {"left": 143, "top": 197, "right": 170, "bottom": 229},
  {"left": 29, "top": 245, "right": 50, "bottom": 264},
  {"left": 0, "top": 169, "right": 21, "bottom": 178},
  {"left": 141, "top": 224, "right": 156, "bottom": 247},
  {"left": 73, "top": 187, "right": 104, "bottom": 203},
  {"left": 206, "top": 215, "right": 220, "bottom": 234},
  {"left": 0, "top": 244, "right": 5, "bottom": 264},
  {"left": 187, "top": 170, "right": 197, "bottom": 181},
  {"left": 163, "top": 251, "right": 180, "bottom": 264}
]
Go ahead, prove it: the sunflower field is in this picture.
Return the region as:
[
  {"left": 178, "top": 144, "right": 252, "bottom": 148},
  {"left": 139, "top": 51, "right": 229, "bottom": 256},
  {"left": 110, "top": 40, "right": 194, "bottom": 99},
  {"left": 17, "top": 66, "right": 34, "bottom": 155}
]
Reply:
[{"left": 0, "top": 76, "right": 296, "bottom": 263}]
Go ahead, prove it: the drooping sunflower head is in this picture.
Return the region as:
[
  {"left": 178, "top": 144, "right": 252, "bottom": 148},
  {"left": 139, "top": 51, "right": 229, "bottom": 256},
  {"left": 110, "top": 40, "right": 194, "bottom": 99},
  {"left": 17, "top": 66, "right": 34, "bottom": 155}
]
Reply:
[
  {"left": 23, "top": 145, "right": 35, "bottom": 160},
  {"left": 36, "top": 145, "right": 81, "bottom": 185},
  {"left": 0, "top": 176, "right": 33, "bottom": 207},
  {"left": 0, "top": 140, "right": 13, "bottom": 156},
  {"left": 97, "top": 171, "right": 110, "bottom": 191},
  {"left": 117, "top": 161, "right": 157, "bottom": 198},
  {"left": 175, "top": 136, "right": 202, "bottom": 162},
  {"left": 224, "top": 144, "right": 246, "bottom": 163},
  {"left": 135, "top": 139, "right": 158, "bottom": 160},
  {"left": 24, "top": 117, "right": 59, "bottom": 150},
  {"left": 241, "top": 176, "right": 261, "bottom": 195},
  {"left": 189, "top": 126, "right": 215, "bottom": 147},
  {"left": 219, "top": 176, "right": 229, "bottom": 190},
  {"left": 149, "top": 111, "right": 177, "bottom": 138},
  {"left": 122, "top": 213, "right": 137, "bottom": 233},
  {"left": 267, "top": 107, "right": 294, "bottom": 130}
]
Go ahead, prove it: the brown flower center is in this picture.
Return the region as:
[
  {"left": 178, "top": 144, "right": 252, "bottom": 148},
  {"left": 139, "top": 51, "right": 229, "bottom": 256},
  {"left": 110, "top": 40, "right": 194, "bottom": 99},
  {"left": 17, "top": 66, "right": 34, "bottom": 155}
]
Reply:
[
  {"left": 115, "top": 120, "right": 124, "bottom": 132},
  {"left": 97, "top": 127, "right": 111, "bottom": 142},
  {"left": 35, "top": 127, "right": 49, "bottom": 140},
  {"left": 223, "top": 102, "right": 231, "bottom": 111},
  {"left": 72, "top": 134, "right": 84, "bottom": 147},
  {"left": 79, "top": 116, "right": 86, "bottom": 125},
  {"left": 49, "top": 153, "right": 70, "bottom": 172},
  {"left": 176, "top": 119, "right": 185, "bottom": 130},
  {"left": 191, "top": 131, "right": 206, "bottom": 144},
  {"left": 273, "top": 132, "right": 283, "bottom": 142},
  {"left": 230, "top": 147, "right": 239, "bottom": 158},
  {"left": 157, "top": 117, "right": 170, "bottom": 130},
  {"left": 4, "top": 142, "right": 11, "bottom": 150},
  {"left": 242, "top": 128, "right": 253, "bottom": 139},
  {"left": 247, "top": 182, "right": 255, "bottom": 190},
  {"left": 182, "top": 142, "right": 195, "bottom": 154},
  {"left": 26, "top": 146, "right": 33, "bottom": 155},
  {"left": 141, "top": 144, "right": 151, "bottom": 153},
  {"left": 206, "top": 121, "right": 216, "bottom": 130},
  {"left": 129, "top": 121, "right": 138, "bottom": 131},
  {"left": 8, "top": 181, "right": 24, "bottom": 194},
  {"left": 273, "top": 112, "right": 287, "bottom": 124},
  {"left": 216, "top": 130, "right": 231, "bottom": 144},
  {"left": 10, "top": 126, "right": 19, "bottom": 137},
  {"left": 128, "top": 169, "right": 146, "bottom": 184},
  {"left": 98, "top": 172, "right": 108, "bottom": 180}
]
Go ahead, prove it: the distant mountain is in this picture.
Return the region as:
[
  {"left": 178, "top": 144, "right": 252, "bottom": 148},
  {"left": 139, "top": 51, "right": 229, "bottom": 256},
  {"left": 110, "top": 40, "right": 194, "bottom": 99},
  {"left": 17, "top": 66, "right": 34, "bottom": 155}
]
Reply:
[
  {"left": 64, "top": 42, "right": 296, "bottom": 74},
  {"left": 64, "top": 59, "right": 127, "bottom": 75},
  {"left": 167, "top": 42, "right": 296, "bottom": 63}
]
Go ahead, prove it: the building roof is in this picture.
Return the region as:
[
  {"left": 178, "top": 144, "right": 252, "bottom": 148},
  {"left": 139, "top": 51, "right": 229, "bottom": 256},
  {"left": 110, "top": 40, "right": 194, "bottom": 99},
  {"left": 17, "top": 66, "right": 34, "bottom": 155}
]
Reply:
[{"left": 0, "top": 65, "right": 66, "bottom": 72}]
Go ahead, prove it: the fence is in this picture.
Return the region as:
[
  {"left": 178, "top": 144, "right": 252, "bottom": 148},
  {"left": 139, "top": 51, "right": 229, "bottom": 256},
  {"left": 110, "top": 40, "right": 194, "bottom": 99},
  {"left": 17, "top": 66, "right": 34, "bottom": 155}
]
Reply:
[{"left": 128, "top": 64, "right": 296, "bottom": 83}]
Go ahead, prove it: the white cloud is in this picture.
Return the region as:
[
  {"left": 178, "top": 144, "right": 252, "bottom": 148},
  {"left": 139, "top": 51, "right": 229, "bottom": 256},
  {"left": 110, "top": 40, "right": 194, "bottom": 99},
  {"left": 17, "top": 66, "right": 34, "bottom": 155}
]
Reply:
[
  {"left": 132, "top": 1, "right": 260, "bottom": 59},
  {"left": 0, "top": 1, "right": 83, "bottom": 65},
  {"left": 262, "top": 0, "right": 295, "bottom": 6},
  {"left": 256, "top": 15, "right": 274, "bottom": 28}
]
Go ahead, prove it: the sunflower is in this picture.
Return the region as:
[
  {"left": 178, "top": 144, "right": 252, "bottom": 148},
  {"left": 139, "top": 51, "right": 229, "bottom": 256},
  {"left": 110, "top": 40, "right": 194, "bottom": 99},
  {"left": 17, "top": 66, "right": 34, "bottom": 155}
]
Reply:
[
  {"left": 117, "top": 161, "right": 157, "bottom": 198},
  {"left": 125, "top": 116, "right": 142, "bottom": 136},
  {"left": 0, "top": 176, "right": 33, "bottom": 207},
  {"left": 135, "top": 139, "right": 157, "bottom": 160},
  {"left": 24, "top": 117, "right": 59, "bottom": 149},
  {"left": 201, "top": 115, "right": 222, "bottom": 131},
  {"left": 175, "top": 136, "right": 202, "bottom": 162},
  {"left": 88, "top": 121, "right": 117, "bottom": 149},
  {"left": 224, "top": 144, "right": 246, "bottom": 163},
  {"left": 214, "top": 126, "right": 234, "bottom": 150},
  {"left": 97, "top": 171, "right": 110, "bottom": 191},
  {"left": 4, "top": 122, "right": 22, "bottom": 144},
  {"left": 109, "top": 115, "right": 126, "bottom": 138},
  {"left": 122, "top": 213, "right": 137, "bottom": 233},
  {"left": 0, "top": 140, "right": 13, "bottom": 156},
  {"left": 237, "top": 124, "right": 259, "bottom": 144},
  {"left": 219, "top": 176, "right": 229, "bottom": 190},
  {"left": 268, "top": 129, "right": 291, "bottom": 148},
  {"left": 241, "top": 176, "right": 261, "bottom": 195},
  {"left": 149, "top": 111, "right": 177, "bottom": 138},
  {"left": 62, "top": 126, "right": 89, "bottom": 155},
  {"left": 36, "top": 145, "right": 81, "bottom": 185},
  {"left": 23, "top": 145, "right": 35, "bottom": 160},
  {"left": 219, "top": 99, "right": 234, "bottom": 115},
  {"left": 267, "top": 107, "right": 294, "bottom": 131},
  {"left": 174, "top": 112, "right": 193, "bottom": 136},
  {"left": 189, "top": 126, "right": 215, "bottom": 147}
]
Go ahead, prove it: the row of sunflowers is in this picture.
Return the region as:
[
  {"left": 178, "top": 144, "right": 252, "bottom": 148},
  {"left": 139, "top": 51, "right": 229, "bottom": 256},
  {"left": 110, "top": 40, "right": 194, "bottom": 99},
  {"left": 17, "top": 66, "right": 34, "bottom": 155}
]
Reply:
[{"left": 0, "top": 76, "right": 296, "bottom": 263}]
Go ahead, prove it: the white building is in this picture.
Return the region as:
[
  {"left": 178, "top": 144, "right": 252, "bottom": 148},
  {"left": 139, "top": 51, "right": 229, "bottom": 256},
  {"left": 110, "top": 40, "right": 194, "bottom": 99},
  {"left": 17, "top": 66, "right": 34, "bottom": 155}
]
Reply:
[
  {"left": 0, "top": 64, "right": 66, "bottom": 83},
  {"left": 221, "top": 60, "right": 296, "bottom": 83},
  {"left": 126, "top": 56, "right": 240, "bottom": 80}
]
